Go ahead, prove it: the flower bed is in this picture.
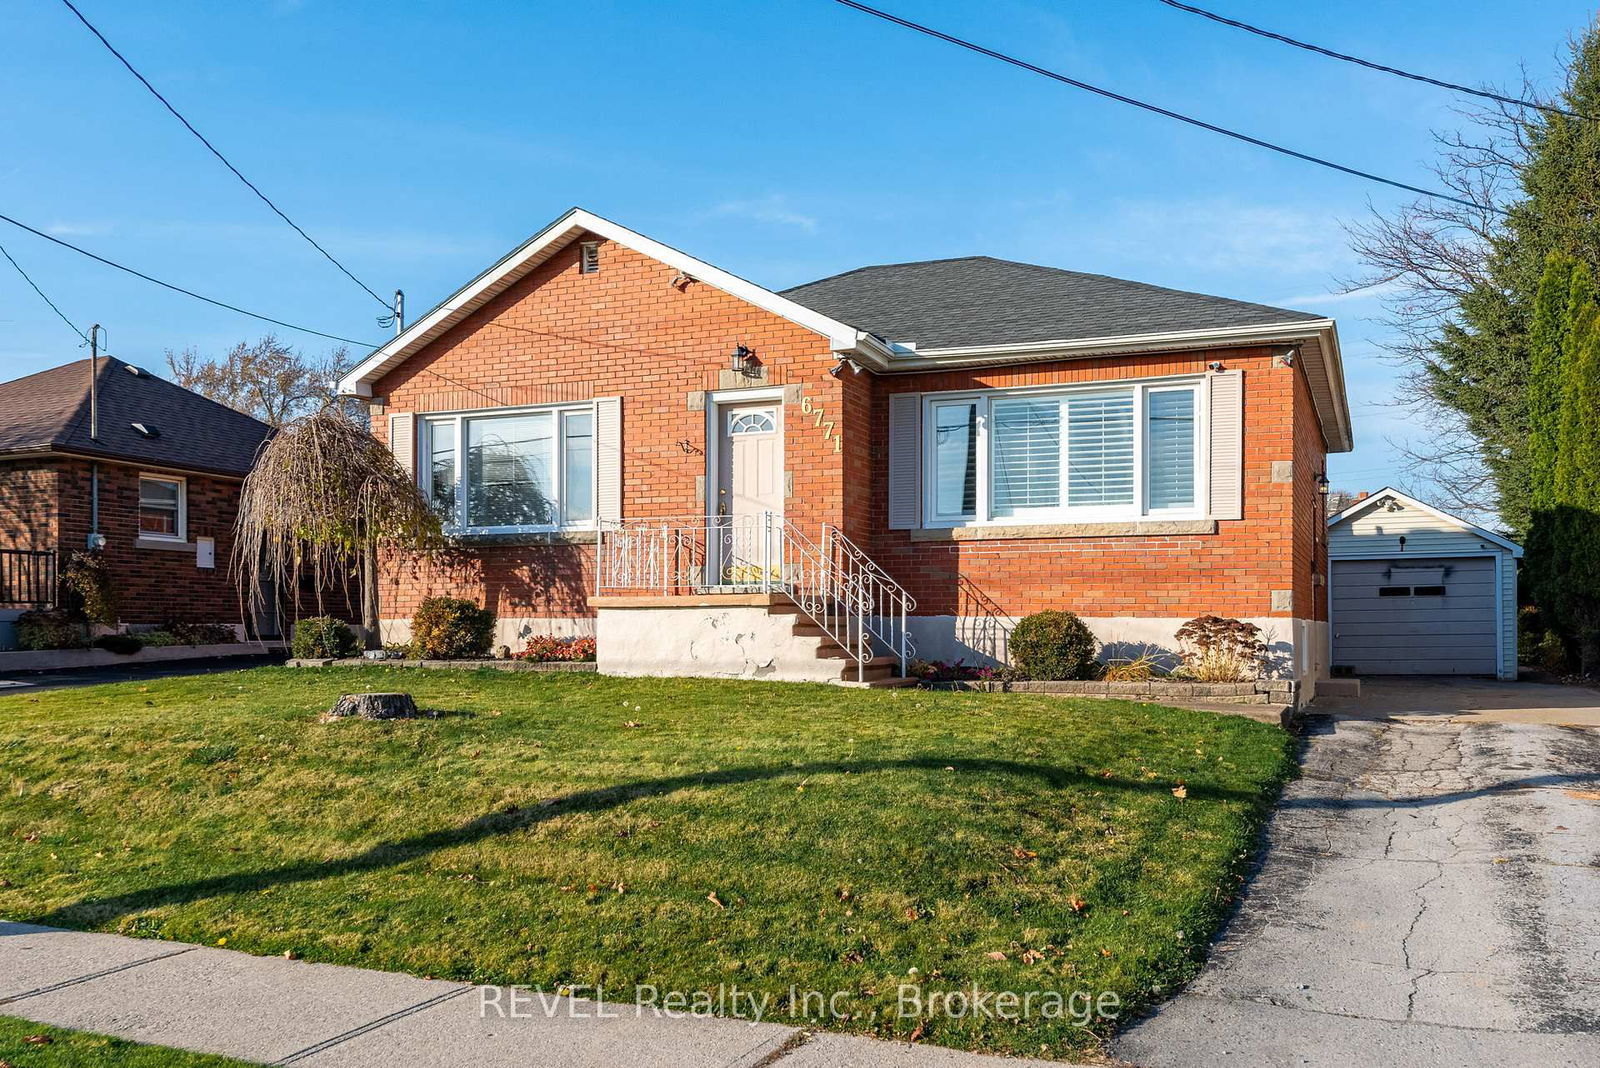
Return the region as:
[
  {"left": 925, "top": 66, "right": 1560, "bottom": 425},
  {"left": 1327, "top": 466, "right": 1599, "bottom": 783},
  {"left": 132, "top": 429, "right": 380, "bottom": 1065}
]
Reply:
[{"left": 516, "top": 635, "right": 597, "bottom": 663}]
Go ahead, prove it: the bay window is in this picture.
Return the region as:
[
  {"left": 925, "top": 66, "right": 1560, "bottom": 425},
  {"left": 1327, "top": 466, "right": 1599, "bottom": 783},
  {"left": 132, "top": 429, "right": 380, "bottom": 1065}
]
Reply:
[
  {"left": 921, "top": 379, "right": 1203, "bottom": 526},
  {"left": 421, "top": 404, "right": 596, "bottom": 533}
]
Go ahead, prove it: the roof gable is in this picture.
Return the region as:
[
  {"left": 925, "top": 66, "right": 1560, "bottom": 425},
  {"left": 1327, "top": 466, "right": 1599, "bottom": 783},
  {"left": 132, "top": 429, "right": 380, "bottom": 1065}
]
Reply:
[
  {"left": 1327, "top": 487, "right": 1522, "bottom": 556},
  {"left": 338, "top": 207, "right": 873, "bottom": 396}
]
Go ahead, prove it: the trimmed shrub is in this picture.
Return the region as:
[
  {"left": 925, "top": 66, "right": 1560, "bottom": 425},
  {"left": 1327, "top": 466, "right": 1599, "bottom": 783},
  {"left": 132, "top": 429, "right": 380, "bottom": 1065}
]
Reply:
[
  {"left": 1174, "top": 615, "right": 1267, "bottom": 682},
  {"left": 15, "top": 608, "right": 86, "bottom": 651},
  {"left": 164, "top": 620, "right": 238, "bottom": 645},
  {"left": 410, "top": 597, "right": 496, "bottom": 660},
  {"left": 61, "top": 550, "right": 118, "bottom": 626},
  {"left": 1008, "top": 610, "right": 1101, "bottom": 681},
  {"left": 291, "top": 616, "right": 359, "bottom": 660},
  {"left": 93, "top": 633, "right": 145, "bottom": 655}
]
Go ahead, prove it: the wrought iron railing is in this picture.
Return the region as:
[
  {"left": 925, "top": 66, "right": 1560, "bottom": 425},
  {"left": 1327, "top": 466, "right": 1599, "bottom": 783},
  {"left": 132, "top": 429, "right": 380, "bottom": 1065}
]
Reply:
[
  {"left": 0, "top": 549, "right": 57, "bottom": 608},
  {"left": 595, "top": 514, "right": 916, "bottom": 680}
]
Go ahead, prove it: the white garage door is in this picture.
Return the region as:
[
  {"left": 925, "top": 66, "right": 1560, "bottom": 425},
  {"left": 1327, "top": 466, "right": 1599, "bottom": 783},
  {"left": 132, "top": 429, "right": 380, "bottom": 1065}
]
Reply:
[{"left": 1331, "top": 557, "right": 1498, "bottom": 676}]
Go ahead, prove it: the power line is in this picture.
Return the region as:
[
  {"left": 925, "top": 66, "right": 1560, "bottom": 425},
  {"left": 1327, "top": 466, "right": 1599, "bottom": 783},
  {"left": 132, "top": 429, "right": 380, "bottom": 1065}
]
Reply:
[
  {"left": 1154, "top": 0, "right": 1587, "bottom": 121},
  {"left": 0, "top": 210, "right": 379, "bottom": 347},
  {"left": 57, "top": 0, "right": 392, "bottom": 309},
  {"left": 831, "top": 0, "right": 1507, "bottom": 216},
  {"left": 0, "top": 240, "right": 89, "bottom": 343}
]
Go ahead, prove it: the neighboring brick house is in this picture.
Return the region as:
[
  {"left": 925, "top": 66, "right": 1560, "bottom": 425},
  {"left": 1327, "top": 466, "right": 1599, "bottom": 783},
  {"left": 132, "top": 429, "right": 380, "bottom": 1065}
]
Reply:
[
  {"left": 340, "top": 208, "right": 1350, "bottom": 689},
  {"left": 0, "top": 356, "right": 271, "bottom": 645}
]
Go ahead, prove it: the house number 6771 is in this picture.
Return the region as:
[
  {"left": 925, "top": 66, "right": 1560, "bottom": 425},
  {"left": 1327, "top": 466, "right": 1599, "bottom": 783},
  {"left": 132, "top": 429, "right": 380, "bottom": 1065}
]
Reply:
[{"left": 799, "top": 396, "right": 842, "bottom": 453}]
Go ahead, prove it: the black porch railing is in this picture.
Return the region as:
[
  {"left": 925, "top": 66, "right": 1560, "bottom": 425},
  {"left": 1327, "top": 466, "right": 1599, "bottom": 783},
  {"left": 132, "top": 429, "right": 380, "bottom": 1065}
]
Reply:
[{"left": 0, "top": 549, "right": 58, "bottom": 608}]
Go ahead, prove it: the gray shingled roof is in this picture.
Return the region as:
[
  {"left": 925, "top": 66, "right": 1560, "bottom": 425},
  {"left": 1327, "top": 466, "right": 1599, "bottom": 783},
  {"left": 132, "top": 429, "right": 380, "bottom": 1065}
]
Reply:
[
  {"left": 780, "top": 256, "right": 1325, "bottom": 350},
  {"left": 0, "top": 357, "right": 272, "bottom": 477}
]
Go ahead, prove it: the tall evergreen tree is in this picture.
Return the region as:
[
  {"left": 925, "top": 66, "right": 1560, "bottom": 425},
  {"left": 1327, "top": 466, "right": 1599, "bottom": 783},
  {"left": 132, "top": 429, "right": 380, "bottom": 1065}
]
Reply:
[
  {"left": 1351, "top": 23, "right": 1600, "bottom": 534},
  {"left": 1523, "top": 255, "right": 1579, "bottom": 614},
  {"left": 1548, "top": 280, "right": 1600, "bottom": 674}
]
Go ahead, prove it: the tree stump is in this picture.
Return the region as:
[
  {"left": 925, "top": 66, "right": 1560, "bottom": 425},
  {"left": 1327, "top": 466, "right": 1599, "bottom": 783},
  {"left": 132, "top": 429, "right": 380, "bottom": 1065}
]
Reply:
[{"left": 326, "top": 692, "right": 420, "bottom": 720}]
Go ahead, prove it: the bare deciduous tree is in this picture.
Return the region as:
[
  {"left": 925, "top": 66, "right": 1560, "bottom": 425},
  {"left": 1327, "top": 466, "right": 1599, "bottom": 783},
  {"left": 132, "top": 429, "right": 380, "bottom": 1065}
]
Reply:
[{"left": 167, "top": 335, "right": 358, "bottom": 427}]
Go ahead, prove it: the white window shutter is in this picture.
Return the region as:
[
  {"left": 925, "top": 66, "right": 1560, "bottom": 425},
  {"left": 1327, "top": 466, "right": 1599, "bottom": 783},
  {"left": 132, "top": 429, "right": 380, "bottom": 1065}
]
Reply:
[
  {"left": 388, "top": 413, "right": 415, "bottom": 479},
  {"left": 1208, "top": 371, "right": 1244, "bottom": 521},
  {"left": 887, "top": 392, "right": 922, "bottom": 530},
  {"left": 594, "top": 396, "right": 623, "bottom": 523}
]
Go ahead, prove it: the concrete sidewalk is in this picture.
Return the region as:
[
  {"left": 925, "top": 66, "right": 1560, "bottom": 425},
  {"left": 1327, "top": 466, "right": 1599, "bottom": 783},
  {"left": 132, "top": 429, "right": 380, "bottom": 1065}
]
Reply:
[{"left": 0, "top": 922, "right": 1062, "bottom": 1067}]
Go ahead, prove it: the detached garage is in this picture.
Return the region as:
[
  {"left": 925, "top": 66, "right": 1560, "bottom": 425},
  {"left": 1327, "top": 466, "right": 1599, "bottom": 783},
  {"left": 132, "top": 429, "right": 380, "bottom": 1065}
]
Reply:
[{"left": 1328, "top": 488, "right": 1522, "bottom": 680}]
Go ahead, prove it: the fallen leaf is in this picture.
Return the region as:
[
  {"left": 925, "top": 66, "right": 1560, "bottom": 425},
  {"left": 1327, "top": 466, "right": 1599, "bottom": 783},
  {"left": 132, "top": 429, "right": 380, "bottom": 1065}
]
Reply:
[
  {"left": 1011, "top": 847, "right": 1037, "bottom": 860},
  {"left": 1562, "top": 789, "right": 1600, "bottom": 801},
  {"left": 908, "top": 1022, "right": 925, "bottom": 1043},
  {"left": 283, "top": 950, "right": 298, "bottom": 960},
  {"left": 1171, "top": 785, "right": 1188, "bottom": 799},
  {"left": 623, "top": 720, "right": 642, "bottom": 729},
  {"left": 985, "top": 950, "right": 1008, "bottom": 961},
  {"left": 1100, "top": 947, "right": 1113, "bottom": 958},
  {"left": 1021, "top": 949, "right": 1044, "bottom": 964},
  {"left": 707, "top": 891, "right": 726, "bottom": 909},
  {"left": 1069, "top": 896, "right": 1088, "bottom": 913},
  {"left": 24, "top": 1035, "right": 52, "bottom": 1045}
]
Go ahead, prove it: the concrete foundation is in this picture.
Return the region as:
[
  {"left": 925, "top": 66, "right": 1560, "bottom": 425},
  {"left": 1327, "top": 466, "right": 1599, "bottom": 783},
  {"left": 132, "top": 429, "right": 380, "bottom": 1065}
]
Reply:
[{"left": 593, "top": 598, "right": 847, "bottom": 683}]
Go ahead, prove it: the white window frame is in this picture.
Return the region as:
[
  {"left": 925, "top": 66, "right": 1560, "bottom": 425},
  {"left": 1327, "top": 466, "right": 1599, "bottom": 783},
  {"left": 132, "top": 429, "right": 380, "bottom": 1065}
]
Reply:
[
  {"left": 137, "top": 473, "right": 187, "bottom": 542},
  {"left": 919, "top": 374, "right": 1208, "bottom": 529},
  {"left": 419, "top": 402, "right": 598, "bottom": 535}
]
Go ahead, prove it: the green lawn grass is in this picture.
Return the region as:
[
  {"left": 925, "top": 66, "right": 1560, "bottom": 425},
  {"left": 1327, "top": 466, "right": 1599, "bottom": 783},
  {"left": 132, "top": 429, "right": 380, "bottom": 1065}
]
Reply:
[
  {"left": 0, "top": 667, "right": 1294, "bottom": 1059},
  {"left": 0, "top": 1016, "right": 257, "bottom": 1067}
]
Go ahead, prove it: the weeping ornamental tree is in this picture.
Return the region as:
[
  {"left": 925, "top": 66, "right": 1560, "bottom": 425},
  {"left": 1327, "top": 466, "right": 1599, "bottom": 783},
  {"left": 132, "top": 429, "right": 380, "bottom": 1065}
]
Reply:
[{"left": 233, "top": 409, "right": 443, "bottom": 643}]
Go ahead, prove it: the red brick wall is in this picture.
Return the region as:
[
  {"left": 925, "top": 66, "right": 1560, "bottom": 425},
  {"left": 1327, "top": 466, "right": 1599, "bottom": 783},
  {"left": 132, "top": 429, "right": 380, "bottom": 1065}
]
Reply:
[
  {"left": 1291, "top": 363, "right": 1330, "bottom": 623},
  {"left": 870, "top": 349, "right": 1320, "bottom": 623},
  {"left": 370, "top": 234, "right": 1329, "bottom": 632},
  {"left": 50, "top": 458, "right": 249, "bottom": 626},
  {"left": 372, "top": 235, "right": 846, "bottom": 622},
  {"left": 0, "top": 460, "right": 62, "bottom": 552}
]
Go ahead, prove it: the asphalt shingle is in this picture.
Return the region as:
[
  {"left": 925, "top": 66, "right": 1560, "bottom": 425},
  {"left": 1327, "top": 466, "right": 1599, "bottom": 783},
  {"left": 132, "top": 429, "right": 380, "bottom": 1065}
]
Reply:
[
  {"left": 0, "top": 357, "right": 271, "bottom": 477},
  {"left": 781, "top": 255, "right": 1325, "bottom": 349}
]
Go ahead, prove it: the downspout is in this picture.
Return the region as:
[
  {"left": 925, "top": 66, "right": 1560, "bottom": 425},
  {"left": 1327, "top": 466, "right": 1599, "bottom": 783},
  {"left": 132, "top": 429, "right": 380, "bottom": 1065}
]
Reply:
[{"left": 87, "top": 325, "right": 105, "bottom": 551}]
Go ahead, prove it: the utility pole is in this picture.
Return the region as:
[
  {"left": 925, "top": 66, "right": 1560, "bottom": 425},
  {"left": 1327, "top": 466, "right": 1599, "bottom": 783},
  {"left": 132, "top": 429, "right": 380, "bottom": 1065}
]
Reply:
[{"left": 87, "top": 323, "right": 102, "bottom": 441}]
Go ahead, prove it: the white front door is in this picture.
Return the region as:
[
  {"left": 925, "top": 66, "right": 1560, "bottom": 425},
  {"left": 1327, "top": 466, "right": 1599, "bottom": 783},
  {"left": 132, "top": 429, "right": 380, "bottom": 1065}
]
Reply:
[{"left": 714, "top": 402, "right": 783, "bottom": 585}]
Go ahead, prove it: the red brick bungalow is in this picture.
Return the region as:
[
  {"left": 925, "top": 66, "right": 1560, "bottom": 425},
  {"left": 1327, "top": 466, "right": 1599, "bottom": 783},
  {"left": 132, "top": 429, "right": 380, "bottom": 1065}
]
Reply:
[
  {"left": 340, "top": 208, "right": 1350, "bottom": 690},
  {"left": 0, "top": 356, "right": 271, "bottom": 646}
]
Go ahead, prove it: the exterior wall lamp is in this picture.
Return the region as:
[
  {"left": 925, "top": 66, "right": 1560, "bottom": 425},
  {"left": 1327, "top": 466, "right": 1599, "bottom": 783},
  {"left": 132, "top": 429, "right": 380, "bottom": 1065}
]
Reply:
[{"left": 730, "top": 344, "right": 758, "bottom": 377}]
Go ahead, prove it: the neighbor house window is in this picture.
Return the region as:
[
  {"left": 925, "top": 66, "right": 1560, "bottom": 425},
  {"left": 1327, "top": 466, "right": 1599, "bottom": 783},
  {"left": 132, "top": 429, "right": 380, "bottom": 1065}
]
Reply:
[
  {"left": 138, "top": 474, "right": 186, "bottom": 540},
  {"left": 421, "top": 404, "right": 596, "bottom": 533},
  {"left": 921, "top": 379, "right": 1202, "bottom": 526}
]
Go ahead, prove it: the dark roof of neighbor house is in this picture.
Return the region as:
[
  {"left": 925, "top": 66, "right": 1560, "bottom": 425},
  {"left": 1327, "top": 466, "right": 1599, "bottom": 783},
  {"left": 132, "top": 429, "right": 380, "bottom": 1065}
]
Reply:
[
  {"left": 780, "top": 255, "right": 1326, "bottom": 350},
  {"left": 0, "top": 357, "right": 272, "bottom": 477}
]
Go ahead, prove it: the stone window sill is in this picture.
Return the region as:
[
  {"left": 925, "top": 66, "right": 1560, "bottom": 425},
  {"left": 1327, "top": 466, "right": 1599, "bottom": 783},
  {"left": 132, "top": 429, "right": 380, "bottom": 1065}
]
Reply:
[
  {"left": 135, "top": 537, "right": 196, "bottom": 553},
  {"left": 910, "top": 519, "right": 1217, "bottom": 542}
]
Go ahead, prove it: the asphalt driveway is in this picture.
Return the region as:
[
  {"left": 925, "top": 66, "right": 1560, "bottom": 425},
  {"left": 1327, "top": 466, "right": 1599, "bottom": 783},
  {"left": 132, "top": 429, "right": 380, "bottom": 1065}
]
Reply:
[{"left": 1114, "top": 678, "right": 1600, "bottom": 1068}]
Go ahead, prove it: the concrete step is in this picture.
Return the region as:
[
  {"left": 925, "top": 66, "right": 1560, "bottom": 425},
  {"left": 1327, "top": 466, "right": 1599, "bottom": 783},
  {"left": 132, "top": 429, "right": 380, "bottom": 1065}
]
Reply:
[{"left": 839, "top": 675, "right": 920, "bottom": 689}]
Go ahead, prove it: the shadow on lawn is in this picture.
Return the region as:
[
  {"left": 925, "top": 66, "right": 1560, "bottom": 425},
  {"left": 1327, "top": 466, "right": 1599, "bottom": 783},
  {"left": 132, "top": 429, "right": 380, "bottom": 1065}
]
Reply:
[{"left": 25, "top": 756, "right": 1261, "bottom": 929}]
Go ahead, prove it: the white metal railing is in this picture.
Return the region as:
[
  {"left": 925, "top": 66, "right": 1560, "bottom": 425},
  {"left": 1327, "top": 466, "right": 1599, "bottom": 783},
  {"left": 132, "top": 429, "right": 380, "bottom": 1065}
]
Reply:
[{"left": 594, "top": 513, "right": 916, "bottom": 681}]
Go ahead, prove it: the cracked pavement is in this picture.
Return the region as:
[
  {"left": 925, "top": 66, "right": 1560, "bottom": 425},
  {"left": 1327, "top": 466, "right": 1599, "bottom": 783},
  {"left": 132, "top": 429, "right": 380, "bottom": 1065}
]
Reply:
[{"left": 1114, "top": 683, "right": 1600, "bottom": 1068}]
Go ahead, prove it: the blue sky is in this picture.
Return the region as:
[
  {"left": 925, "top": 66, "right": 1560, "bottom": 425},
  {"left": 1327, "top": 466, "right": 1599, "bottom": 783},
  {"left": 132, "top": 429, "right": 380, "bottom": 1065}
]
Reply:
[{"left": 1, "top": 0, "right": 1591, "bottom": 489}]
